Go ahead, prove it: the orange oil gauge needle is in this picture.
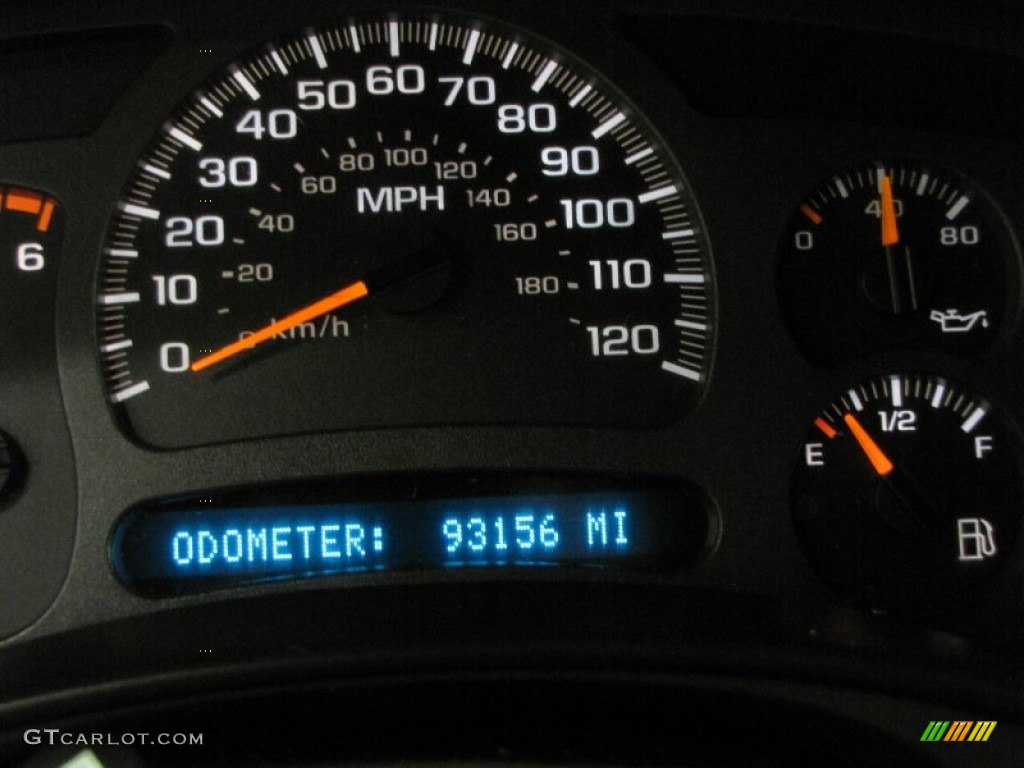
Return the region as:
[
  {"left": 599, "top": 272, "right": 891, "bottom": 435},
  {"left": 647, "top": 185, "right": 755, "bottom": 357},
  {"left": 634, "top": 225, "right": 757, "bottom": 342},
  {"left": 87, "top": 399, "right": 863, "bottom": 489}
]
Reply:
[
  {"left": 190, "top": 280, "right": 369, "bottom": 373},
  {"left": 843, "top": 413, "right": 895, "bottom": 477},
  {"left": 880, "top": 173, "right": 900, "bottom": 247}
]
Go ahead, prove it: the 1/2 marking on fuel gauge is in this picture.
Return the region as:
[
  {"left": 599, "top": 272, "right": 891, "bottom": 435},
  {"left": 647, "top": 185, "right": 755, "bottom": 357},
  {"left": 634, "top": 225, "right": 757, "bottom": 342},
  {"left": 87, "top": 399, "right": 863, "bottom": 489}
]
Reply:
[{"left": 793, "top": 373, "right": 1022, "bottom": 611}]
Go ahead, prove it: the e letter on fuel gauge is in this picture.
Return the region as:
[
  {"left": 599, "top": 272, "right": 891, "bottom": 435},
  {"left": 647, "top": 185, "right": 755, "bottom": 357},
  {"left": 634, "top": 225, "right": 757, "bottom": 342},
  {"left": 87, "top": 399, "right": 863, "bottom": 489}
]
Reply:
[{"left": 792, "top": 373, "right": 1023, "bottom": 612}]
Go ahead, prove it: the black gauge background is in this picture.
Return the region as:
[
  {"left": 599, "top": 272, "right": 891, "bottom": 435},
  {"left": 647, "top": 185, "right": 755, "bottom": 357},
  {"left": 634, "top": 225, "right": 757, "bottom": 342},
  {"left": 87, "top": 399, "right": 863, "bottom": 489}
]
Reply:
[
  {"left": 7, "top": 0, "right": 1022, "bottom": 638},
  {"left": 97, "top": 15, "right": 714, "bottom": 449},
  {"left": 1, "top": 6, "right": 1024, "bottom": 762},
  {"left": 776, "top": 160, "right": 1017, "bottom": 366}
]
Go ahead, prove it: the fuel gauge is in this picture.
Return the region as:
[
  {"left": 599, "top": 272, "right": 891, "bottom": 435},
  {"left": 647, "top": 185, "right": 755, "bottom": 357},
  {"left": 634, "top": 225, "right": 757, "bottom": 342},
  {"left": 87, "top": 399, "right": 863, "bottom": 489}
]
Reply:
[
  {"left": 777, "top": 161, "right": 1015, "bottom": 364},
  {"left": 792, "top": 373, "right": 1022, "bottom": 611}
]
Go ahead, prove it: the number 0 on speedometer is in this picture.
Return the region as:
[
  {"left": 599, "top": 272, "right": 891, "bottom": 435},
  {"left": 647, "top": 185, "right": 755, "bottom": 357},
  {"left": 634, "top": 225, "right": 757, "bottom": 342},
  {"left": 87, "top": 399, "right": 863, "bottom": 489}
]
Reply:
[{"left": 97, "top": 15, "right": 714, "bottom": 448}]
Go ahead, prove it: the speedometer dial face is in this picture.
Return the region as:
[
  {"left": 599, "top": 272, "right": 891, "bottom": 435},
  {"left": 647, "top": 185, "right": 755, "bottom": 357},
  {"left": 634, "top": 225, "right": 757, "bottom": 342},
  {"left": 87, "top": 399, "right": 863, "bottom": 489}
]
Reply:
[{"left": 97, "top": 15, "right": 713, "bottom": 448}]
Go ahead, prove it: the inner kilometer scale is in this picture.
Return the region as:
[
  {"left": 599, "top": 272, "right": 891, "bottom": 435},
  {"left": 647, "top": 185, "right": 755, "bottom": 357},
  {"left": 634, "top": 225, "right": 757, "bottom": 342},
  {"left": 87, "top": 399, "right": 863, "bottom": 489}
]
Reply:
[
  {"left": 792, "top": 373, "right": 1022, "bottom": 611},
  {"left": 96, "top": 14, "right": 713, "bottom": 448}
]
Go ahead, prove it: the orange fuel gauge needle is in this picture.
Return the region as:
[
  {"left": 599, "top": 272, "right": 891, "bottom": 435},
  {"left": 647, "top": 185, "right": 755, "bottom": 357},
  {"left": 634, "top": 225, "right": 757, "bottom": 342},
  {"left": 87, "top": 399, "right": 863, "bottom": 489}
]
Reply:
[
  {"left": 880, "top": 173, "right": 900, "bottom": 246},
  {"left": 191, "top": 280, "right": 369, "bottom": 373},
  {"left": 843, "top": 413, "right": 894, "bottom": 477}
]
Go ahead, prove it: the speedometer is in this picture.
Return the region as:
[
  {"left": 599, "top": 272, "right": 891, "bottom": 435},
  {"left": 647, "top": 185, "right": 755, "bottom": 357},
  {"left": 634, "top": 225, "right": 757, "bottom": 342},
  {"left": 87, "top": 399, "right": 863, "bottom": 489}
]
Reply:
[{"left": 97, "top": 14, "right": 714, "bottom": 448}]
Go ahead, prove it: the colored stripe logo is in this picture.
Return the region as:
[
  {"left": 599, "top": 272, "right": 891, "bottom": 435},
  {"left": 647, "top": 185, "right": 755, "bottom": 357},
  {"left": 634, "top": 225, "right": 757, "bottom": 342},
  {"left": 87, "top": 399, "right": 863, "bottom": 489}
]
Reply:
[{"left": 920, "top": 721, "right": 997, "bottom": 742}]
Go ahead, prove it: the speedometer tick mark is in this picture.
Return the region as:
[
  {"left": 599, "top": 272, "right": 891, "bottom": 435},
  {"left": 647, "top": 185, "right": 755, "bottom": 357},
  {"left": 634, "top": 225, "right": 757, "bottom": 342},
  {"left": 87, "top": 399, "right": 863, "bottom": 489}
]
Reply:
[
  {"left": 218, "top": 308, "right": 231, "bottom": 315},
  {"left": 457, "top": 142, "right": 468, "bottom": 154},
  {"left": 248, "top": 208, "right": 262, "bottom": 217},
  {"left": 99, "top": 292, "right": 141, "bottom": 305},
  {"left": 143, "top": 163, "right": 171, "bottom": 180},
  {"left": 121, "top": 203, "right": 160, "bottom": 221},
  {"left": 558, "top": 250, "right": 571, "bottom": 256},
  {"left": 348, "top": 137, "right": 358, "bottom": 149},
  {"left": 232, "top": 70, "right": 261, "bottom": 101},
  {"left": 270, "top": 49, "right": 289, "bottom": 75},
  {"left": 101, "top": 339, "right": 134, "bottom": 354},
  {"left": 270, "top": 183, "right": 282, "bottom": 192},
  {"left": 532, "top": 60, "right": 557, "bottom": 92},
  {"left": 376, "top": 131, "right": 384, "bottom": 144},
  {"left": 568, "top": 318, "right": 581, "bottom": 325},
  {"left": 662, "top": 228, "right": 695, "bottom": 240},
  {"left": 404, "top": 129, "right": 412, "bottom": 142},
  {"left": 675, "top": 319, "right": 708, "bottom": 332},
  {"left": 664, "top": 273, "right": 705, "bottom": 285},
  {"left": 199, "top": 96, "right": 224, "bottom": 118},
  {"left": 527, "top": 194, "right": 539, "bottom": 203},
  {"left": 544, "top": 219, "right": 558, "bottom": 228},
  {"left": 347, "top": 25, "right": 362, "bottom": 53},
  {"left": 569, "top": 84, "right": 592, "bottom": 108},
  {"left": 221, "top": 271, "right": 235, "bottom": 279},
  {"left": 428, "top": 23, "right": 439, "bottom": 51},
  {"left": 592, "top": 111, "right": 626, "bottom": 139},
  {"left": 463, "top": 29, "right": 480, "bottom": 65},
  {"left": 389, "top": 21, "right": 400, "bottom": 57},
  {"left": 111, "top": 381, "right": 150, "bottom": 403},
  {"left": 232, "top": 238, "right": 245, "bottom": 245},
  {"left": 566, "top": 282, "right": 580, "bottom": 290},
  {"left": 662, "top": 361, "right": 701, "bottom": 382},
  {"left": 293, "top": 163, "right": 306, "bottom": 173},
  {"left": 483, "top": 155, "right": 492, "bottom": 166},
  {"left": 170, "top": 127, "right": 203, "bottom": 152},
  {"left": 506, "top": 172, "right": 518, "bottom": 183},
  {"left": 502, "top": 42, "right": 519, "bottom": 69},
  {"left": 638, "top": 185, "right": 677, "bottom": 204},
  {"left": 624, "top": 147, "right": 653, "bottom": 165}
]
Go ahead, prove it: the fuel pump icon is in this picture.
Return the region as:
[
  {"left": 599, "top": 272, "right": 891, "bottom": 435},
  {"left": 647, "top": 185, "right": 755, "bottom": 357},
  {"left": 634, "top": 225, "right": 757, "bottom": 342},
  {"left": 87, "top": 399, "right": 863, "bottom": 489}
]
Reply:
[{"left": 957, "top": 518, "right": 997, "bottom": 562}]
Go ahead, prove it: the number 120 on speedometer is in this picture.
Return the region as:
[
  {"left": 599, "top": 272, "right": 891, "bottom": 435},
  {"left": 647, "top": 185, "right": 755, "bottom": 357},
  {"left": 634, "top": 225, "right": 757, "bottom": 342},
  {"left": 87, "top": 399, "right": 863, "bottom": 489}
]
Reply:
[{"left": 97, "top": 15, "right": 714, "bottom": 448}]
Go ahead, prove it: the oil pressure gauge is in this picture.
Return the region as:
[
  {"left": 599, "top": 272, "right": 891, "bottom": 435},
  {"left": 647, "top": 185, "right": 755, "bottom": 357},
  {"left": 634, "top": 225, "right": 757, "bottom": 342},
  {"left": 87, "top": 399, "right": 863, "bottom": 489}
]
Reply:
[
  {"left": 777, "top": 161, "right": 1016, "bottom": 365},
  {"left": 792, "top": 373, "right": 1022, "bottom": 611}
]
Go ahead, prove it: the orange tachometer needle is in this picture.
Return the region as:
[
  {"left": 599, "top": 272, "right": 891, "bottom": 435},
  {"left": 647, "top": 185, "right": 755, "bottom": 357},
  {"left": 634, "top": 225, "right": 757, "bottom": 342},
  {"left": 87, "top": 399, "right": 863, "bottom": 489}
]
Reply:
[
  {"left": 843, "top": 413, "right": 894, "bottom": 477},
  {"left": 190, "top": 280, "right": 369, "bottom": 373},
  {"left": 880, "top": 173, "right": 900, "bottom": 247}
]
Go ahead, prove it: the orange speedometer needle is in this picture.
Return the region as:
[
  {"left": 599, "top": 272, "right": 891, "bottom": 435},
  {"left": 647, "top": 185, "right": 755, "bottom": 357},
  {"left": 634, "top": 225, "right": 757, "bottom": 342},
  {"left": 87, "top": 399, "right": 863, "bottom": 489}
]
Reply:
[
  {"left": 880, "top": 173, "right": 900, "bottom": 246},
  {"left": 190, "top": 280, "right": 369, "bottom": 373},
  {"left": 843, "top": 413, "right": 894, "bottom": 477},
  {"left": 190, "top": 239, "right": 451, "bottom": 374}
]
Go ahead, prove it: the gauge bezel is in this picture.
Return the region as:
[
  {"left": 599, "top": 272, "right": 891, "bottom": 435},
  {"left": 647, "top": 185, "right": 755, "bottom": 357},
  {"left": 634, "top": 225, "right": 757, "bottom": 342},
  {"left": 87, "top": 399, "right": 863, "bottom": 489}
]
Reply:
[{"left": 95, "top": 10, "right": 718, "bottom": 449}]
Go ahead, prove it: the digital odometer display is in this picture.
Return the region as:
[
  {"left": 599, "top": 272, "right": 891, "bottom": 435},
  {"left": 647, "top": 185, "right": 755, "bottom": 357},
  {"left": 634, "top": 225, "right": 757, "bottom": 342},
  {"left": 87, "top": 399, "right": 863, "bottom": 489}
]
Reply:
[
  {"left": 97, "top": 14, "right": 713, "bottom": 448},
  {"left": 111, "top": 478, "right": 713, "bottom": 596}
]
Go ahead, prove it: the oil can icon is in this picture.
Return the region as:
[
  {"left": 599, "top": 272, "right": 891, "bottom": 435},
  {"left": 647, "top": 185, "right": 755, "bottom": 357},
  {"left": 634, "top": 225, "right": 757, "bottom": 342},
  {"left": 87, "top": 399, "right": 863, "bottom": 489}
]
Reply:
[{"left": 930, "top": 308, "right": 989, "bottom": 334}]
